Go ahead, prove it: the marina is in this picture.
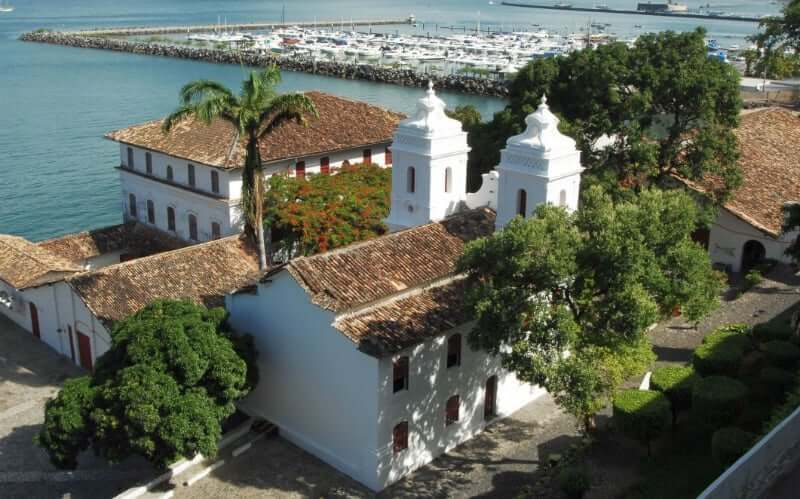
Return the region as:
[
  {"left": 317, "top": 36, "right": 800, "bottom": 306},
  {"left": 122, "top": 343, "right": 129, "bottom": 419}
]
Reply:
[{"left": 500, "top": 1, "right": 763, "bottom": 23}]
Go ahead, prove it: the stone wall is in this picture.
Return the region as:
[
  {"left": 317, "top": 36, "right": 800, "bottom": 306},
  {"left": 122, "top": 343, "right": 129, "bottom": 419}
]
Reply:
[{"left": 19, "top": 31, "right": 511, "bottom": 98}]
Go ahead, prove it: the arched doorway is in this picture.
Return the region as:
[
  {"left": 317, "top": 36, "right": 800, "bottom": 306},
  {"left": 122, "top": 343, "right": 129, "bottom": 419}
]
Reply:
[{"left": 741, "top": 240, "right": 766, "bottom": 272}]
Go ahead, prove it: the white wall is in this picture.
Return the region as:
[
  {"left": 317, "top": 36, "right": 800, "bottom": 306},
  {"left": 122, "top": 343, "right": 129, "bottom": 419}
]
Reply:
[
  {"left": 709, "top": 209, "right": 795, "bottom": 272},
  {"left": 120, "top": 169, "right": 238, "bottom": 242},
  {"left": 261, "top": 144, "right": 392, "bottom": 178},
  {"left": 375, "top": 323, "right": 544, "bottom": 490},
  {"left": 226, "top": 272, "right": 382, "bottom": 490}
]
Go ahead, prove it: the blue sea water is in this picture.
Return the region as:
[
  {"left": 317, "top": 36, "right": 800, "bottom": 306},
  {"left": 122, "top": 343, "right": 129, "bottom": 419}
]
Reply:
[{"left": 0, "top": 0, "right": 779, "bottom": 240}]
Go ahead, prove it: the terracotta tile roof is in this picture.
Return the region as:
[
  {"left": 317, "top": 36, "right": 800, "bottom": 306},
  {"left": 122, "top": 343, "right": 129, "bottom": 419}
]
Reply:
[
  {"left": 334, "top": 279, "right": 471, "bottom": 356},
  {"left": 0, "top": 235, "right": 82, "bottom": 289},
  {"left": 689, "top": 108, "right": 800, "bottom": 236},
  {"left": 105, "top": 92, "right": 404, "bottom": 170},
  {"left": 37, "top": 222, "right": 187, "bottom": 264},
  {"left": 286, "top": 208, "right": 496, "bottom": 313},
  {"left": 69, "top": 235, "right": 260, "bottom": 327}
]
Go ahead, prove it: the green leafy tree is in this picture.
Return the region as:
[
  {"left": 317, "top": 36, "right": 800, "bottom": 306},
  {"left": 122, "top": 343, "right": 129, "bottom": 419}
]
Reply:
[
  {"left": 751, "top": 0, "right": 800, "bottom": 78},
  {"left": 468, "top": 29, "right": 742, "bottom": 200},
  {"left": 163, "top": 67, "right": 318, "bottom": 269},
  {"left": 263, "top": 163, "right": 391, "bottom": 257},
  {"left": 457, "top": 187, "right": 723, "bottom": 429},
  {"left": 36, "top": 300, "right": 257, "bottom": 469}
]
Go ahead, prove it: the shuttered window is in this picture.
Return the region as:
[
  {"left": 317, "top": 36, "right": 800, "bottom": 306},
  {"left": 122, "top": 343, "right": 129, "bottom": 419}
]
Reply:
[
  {"left": 145, "top": 152, "right": 152, "bottom": 174},
  {"left": 393, "top": 422, "right": 408, "bottom": 453},
  {"left": 188, "top": 164, "right": 196, "bottom": 187},
  {"left": 128, "top": 194, "right": 137, "bottom": 218},
  {"left": 211, "top": 171, "right": 220, "bottom": 193},
  {"left": 167, "top": 207, "right": 176, "bottom": 231},
  {"left": 296, "top": 161, "right": 305, "bottom": 179},
  {"left": 447, "top": 334, "right": 461, "bottom": 368},
  {"left": 211, "top": 222, "right": 221, "bottom": 240},
  {"left": 127, "top": 147, "right": 134, "bottom": 169},
  {"left": 393, "top": 356, "right": 409, "bottom": 393},
  {"left": 363, "top": 149, "right": 372, "bottom": 165},
  {"left": 147, "top": 200, "right": 155, "bottom": 224},
  {"left": 188, "top": 214, "right": 198, "bottom": 241},
  {"left": 385, "top": 147, "right": 392, "bottom": 165},
  {"left": 320, "top": 156, "right": 330, "bottom": 175},
  {"left": 446, "top": 395, "right": 460, "bottom": 426}
]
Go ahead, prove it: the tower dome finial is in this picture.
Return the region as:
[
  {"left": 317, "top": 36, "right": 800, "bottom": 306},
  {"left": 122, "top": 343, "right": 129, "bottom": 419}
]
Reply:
[{"left": 541, "top": 93, "right": 547, "bottom": 106}]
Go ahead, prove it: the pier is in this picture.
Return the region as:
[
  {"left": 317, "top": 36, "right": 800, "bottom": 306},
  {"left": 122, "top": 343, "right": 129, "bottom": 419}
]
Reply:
[
  {"left": 66, "top": 18, "right": 414, "bottom": 37},
  {"left": 500, "top": 2, "right": 762, "bottom": 23}
]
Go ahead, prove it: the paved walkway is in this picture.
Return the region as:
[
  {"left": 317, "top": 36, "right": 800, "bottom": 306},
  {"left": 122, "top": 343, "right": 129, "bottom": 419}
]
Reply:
[{"left": 0, "top": 314, "right": 153, "bottom": 499}]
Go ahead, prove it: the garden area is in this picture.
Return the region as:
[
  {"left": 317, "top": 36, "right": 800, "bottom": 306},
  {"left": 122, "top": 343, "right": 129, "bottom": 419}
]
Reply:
[{"left": 540, "top": 312, "right": 800, "bottom": 499}]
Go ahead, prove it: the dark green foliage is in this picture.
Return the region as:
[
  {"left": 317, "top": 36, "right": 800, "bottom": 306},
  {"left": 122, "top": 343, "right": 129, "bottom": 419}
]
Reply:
[
  {"left": 693, "top": 332, "right": 747, "bottom": 376},
  {"left": 762, "top": 340, "right": 800, "bottom": 368},
  {"left": 711, "top": 427, "right": 755, "bottom": 467},
  {"left": 467, "top": 29, "right": 741, "bottom": 200},
  {"left": 752, "top": 322, "right": 794, "bottom": 343},
  {"left": 36, "top": 300, "right": 256, "bottom": 470},
  {"left": 692, "top": 376, "right": 748, "bottom": 429},
  {"left": 35, "top": 377, "right": 95, "bottom": 469},
  {"left": 716, "top": 323, "right": 749, "bottom": 335},
  {"left": 750, "top": 0, "right": 800, "bottom": 79},
  {"left": 763, "top": 371, "right": 800, "bottom": 432},
  {"left": 650, "top": 366, "right": 700, "bottom": 424},
  {"left": 557, "top": 466, "right": 592, "bottom": 499},
  {"left": 743, "top": 270, "right": 763, "bottom": 292},
  {"left": 760, "top": 366, "right": 796, "bottom": 401},
  {"left": 613, "top": 390, "right": 671, "bottom": 455},
  {"left": 263, "top": 164, "right": 391, "bottom": 257},
  {"left": 459, "top": 187, "right": 720, "bottom": 428}
]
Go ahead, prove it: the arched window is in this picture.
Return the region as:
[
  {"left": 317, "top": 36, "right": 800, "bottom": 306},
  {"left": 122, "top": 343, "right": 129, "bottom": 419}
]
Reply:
[
  {"left": 517, "top": 189, "right": 527, "bottom": 217},
  {"left": 444, "top": 167, "right": 452, "bottom": 193},
  {"left": 145, "top": 152, "right": 153, "bottom": 175},
  {"left": 447, "top": 334, "right": 461, "bottom": 368},
  {"left": 167, "top": 206, "right": 176, "bottom": 231},
  {"left": 559, "top": 189, "right": 567, "bottom": 208},
  {"left": 187, "top": 164, "right": 196, "bottom": 187},
  {"left": 211, "top": 222, "right": 221, "bottom": 240},
  {"left": 484, "top": 375, "right": 498, "bottom": 420},
  {"left": 166, "top": 165, "right": 174, "bottom": 181},
  {"left": 188, "top": 214, "right": 198, "bottom": 241},
  {"left": 126, "top": 147, "right": 134, "bottom": 169},
  {"left": 146, "top": 200, "right": 155, "bottom": 224},
  {"left": 393, "top": 356, "right": 409, "bottom": 393},
  {"left": 211, "top": 171, "right": 220, "bottom": 193},
  {"left": 128, "top": 193, "right": 137, "bottom": 219},
  {"left": 445, "top": 395, "right": 460, "bottom": 426},
  {"left": 407, "top": 167, "right": 416, "bottom": 193},
  {"left": 393, "top": 421, "right": 409, "bottom": 453}
]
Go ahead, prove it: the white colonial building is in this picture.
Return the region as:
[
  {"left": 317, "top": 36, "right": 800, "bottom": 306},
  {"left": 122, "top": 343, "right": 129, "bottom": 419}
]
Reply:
[
  {"left": 225, "top": 87, "right": 584, "bottom": 491},
  {"left": 106, "top": 91, "right": 402, "bottom": 243},
  {"left": 686, "top": 108, "right": 800, "bottom": 273}
]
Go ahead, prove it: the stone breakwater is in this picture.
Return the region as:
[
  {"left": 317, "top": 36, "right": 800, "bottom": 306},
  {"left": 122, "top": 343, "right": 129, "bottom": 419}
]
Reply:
[{"left": 19, "top": 31, "right": 511, "bottom": 98}]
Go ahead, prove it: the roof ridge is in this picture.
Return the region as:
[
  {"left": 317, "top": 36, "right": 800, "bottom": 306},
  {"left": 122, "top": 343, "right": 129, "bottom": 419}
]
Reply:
[{"left": 69, "top": 234, "right": 248, "bottom": 279}]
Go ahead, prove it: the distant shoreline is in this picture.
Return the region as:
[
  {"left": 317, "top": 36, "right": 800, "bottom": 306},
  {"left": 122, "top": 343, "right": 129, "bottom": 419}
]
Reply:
[{"left": 501, "top": 2, "right": 762, "bottom": 23}]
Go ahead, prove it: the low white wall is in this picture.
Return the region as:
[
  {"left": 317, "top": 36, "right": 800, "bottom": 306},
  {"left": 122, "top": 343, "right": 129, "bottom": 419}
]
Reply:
[
  {"left": 698, "top": 405, "right": 800, "bottom": 499},
  {"left": 375, "top": 322, "right": 544, "bottom": 490},
  {"left": 465, "top": 170, "right": 499, "bottom": 210},
  {"left": 708, "top": 209, "right": 794, "bottom": 272}
]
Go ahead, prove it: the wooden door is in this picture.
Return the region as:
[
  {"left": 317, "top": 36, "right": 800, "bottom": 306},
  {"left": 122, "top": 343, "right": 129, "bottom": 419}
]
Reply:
[
  {"left": 77, "top": 331, "right": 93, "bottom": 371},
  {"left": 485, "top": 376, "right": 497, "bottom": 420},
  {"left": 29, "top": 303, "right": 40, "bottom": 340}
]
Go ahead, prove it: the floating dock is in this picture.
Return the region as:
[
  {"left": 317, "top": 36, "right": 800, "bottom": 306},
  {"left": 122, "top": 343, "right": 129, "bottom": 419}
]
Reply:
[{"left": 500, "top": 2, "right": 762, "bottom": 23}]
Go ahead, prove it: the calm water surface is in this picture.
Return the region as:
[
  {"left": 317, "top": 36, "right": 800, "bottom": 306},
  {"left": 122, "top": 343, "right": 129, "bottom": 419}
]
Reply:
[{"left": 0, "top": 0, "right": 778, "bottom": 240}]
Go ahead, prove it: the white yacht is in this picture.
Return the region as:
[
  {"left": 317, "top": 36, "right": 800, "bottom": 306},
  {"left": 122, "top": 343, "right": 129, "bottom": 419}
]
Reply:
[{"left": 0, "top": 1, "right": 14, "bottom": 12}]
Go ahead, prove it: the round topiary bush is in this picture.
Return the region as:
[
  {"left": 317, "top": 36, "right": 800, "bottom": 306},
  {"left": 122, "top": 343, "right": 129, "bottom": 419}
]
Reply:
[
  {"left": 613, "top": 389, "right": 671, "bottom": 456},
  {"left": 762, "top": 340, "right": 800, "bottom": 368},
  {"left": 752, "top": 322, "right": 793, "bottom": 343},
  {"left": 711, "top": 427, "right": 755, "bottom": 466},
  {"left": 760, "top": 366, "right": 796, "bottom": 400},
  {"left": 693, "top": 340, "right": 745, "bottom": 377},
  {"left": 702, "top": 329, "right": 752, "bottom": 352},
  {"left": 692, "top": 376, "right": 749, "bottom": 429},
  {"left": 557, "top": 466, "right": 591, "bottom": 499},
  {"left": 650, "top": 366, "right": 700, "bottom": 425}
]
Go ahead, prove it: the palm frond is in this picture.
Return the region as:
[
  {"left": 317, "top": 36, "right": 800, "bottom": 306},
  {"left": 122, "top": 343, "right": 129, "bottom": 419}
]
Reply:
[
  {"left": 162, "top": 105, "right": 196, "bottom": 133},
  {"left": 256, "top": 93, "right": 319, "bottom": 138},
  {"left": 179, "top": 79, "right": 235, "bottom": 106}
]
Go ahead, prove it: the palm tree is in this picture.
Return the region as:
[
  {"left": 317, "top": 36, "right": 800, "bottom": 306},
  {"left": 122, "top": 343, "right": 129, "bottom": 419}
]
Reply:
[{"left": 163, "top": 67, "right": 318, "bottom": 269}]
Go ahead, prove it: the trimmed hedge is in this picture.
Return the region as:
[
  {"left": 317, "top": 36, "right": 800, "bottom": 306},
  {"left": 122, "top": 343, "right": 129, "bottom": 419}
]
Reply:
[
  {"left": 693, "top": 340, "right": 745, "bottom": 377},
  {"left": 650, "top": 366, "right": 700, "bottom": 424},
  {"left": 752, "top": 322, "right": 794, "bottom": 343},
  {"left": 762, "top": 341, "right": 800, "bottom": 368},
  {"left": 702, "top": 330, "right": 752, "bottom": 352},
  {"left": 711, "top": 427, "right": 755, "bottom": 466},
  {"left": 613, "top": 390, "right": 671, "bottom": 455},
  {"left": 557, "top": 466, "right": 591, "bottom": 499},
  {"left": 692, "top": 376, "right": 749, "bottom": 429},
  {"left": 760, "top": 366, "right": 796, "bottom": 400}
]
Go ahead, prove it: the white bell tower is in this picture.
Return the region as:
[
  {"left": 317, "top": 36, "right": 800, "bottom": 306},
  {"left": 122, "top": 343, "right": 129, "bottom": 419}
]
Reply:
[
  {"left": 495, "top": 95, "right": 584, "bottom": 230},
  {"left": 385, "top": 82, "right": 471, "bottom": 232}
]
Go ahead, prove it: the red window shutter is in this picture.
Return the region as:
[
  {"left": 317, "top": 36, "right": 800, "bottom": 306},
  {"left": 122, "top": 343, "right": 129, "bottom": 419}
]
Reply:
[
  {"left": 320, "top": 157, "right": 330, "bottom": 175},
  {"left": 446, "top": 395, "right": 460, "bottom": 426},
  {"left": 393, "top": 422, "right": 408, "bottom": 453},
  {"left": 363, "top": 149, "right": 372, "bottom": 165},
  {"left": 296, "top": 161, "right": 306, "bottom": 179},
  {"left": 385, "top": 147, "right": 392, "bottom": 165}
]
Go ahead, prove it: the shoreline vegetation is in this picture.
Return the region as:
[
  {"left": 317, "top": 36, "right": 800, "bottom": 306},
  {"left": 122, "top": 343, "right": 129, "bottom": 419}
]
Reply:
[{"left": 19, "top": 29, "right": 511, "bottom": 98}]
